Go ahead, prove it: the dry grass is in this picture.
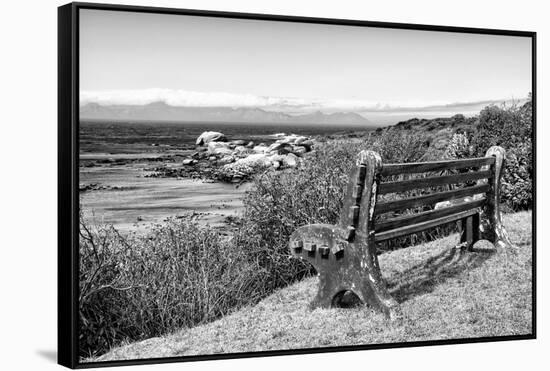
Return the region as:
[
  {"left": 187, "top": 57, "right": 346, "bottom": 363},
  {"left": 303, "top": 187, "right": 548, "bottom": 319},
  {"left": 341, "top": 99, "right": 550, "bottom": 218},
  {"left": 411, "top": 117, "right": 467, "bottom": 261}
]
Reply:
[{"left": 88, "top": 211, "right": 532, "bottom": 362}]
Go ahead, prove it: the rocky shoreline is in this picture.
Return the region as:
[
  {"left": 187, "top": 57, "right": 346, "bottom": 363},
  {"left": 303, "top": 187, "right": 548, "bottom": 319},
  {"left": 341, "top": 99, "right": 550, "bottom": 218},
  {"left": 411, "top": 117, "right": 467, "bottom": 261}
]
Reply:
[{"left": 145, "top": 131, "right": 316, "bottom": 183}]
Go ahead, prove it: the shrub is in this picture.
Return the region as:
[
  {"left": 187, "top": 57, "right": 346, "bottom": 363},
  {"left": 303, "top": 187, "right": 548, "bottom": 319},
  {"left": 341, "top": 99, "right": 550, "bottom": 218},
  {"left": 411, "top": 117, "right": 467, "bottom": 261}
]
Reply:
[
  {"left": 234, "top": 142, "right": 359, "bottom": 291},
  {"left": 500, "top": 142, "right": 533, "bottom": 211},
  {"left": 79, "top": 214, "right": 267, "bottom": 358},
  {"left": 79, "top": 101, "right": 533, "bottom": 357},
  {"left": 370, "top": 130, "right": 429, "bottom": 163},
  {"left": 237, "top": 131, "right": 434, "bottom": 269},
  {"left": 470, "top": 98, "right": 533, "bottom": 210},
  {"left": 444, "top": 133, "right": 473, "bottom": 160}
]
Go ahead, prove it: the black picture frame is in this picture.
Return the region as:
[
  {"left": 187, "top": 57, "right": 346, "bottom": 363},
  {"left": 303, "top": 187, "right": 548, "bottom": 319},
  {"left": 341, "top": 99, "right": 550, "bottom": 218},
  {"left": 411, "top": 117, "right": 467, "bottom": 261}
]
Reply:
[{"left": 58, "top": 2, "right": 537, "bottom": 368}]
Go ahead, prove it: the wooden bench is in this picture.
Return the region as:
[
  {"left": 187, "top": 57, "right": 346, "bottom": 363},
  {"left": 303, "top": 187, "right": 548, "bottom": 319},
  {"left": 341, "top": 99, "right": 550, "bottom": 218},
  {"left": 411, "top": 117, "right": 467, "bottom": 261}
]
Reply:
[{"left": 288, "top": 146, "right": 514, "bottom": 318}]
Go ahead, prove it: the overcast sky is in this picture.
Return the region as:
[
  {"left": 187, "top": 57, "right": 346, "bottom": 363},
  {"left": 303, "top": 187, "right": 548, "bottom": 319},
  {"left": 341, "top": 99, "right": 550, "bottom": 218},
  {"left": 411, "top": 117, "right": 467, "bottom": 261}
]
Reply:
[{"left": 80, "top": 9, "right": 532, "bottom": 113}]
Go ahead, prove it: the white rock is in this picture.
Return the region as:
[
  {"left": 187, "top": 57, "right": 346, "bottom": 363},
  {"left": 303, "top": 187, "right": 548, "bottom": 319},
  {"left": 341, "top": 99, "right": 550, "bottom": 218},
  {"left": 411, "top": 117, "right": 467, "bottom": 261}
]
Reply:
[
  {"left": 196, "top": 131, "right": 226, "bottom": 145},
  {"left": 207, "top": 141, "right": 231, "bottom": 154},
  {"left": 215, "top": 148, "right": 234, "bottom": 155},
  {"left": 267, "top": 154, "right": 285, "bottom": 163},
  {"left": 268, "top": 142, "right": 293, "bottom": 154},
  {"left": 253, "top": 145, "right": 270, "bottom": 154},
  {"left": 218, "top": 155, "right": 235, "bottom": 165},
  {"left": 291, "top": 146, "right": 307, "bottom": 155},
  {"left": 232, "top": 153, "right": 273, "bottom": 168},
  {"left": 277, "top": 134, "right": 307, "bottom": 144},
  {"left": 234, "top": 146, "right": 249, "bottom": 154},
  {"left": 283, "top": 153, "right": 299, "bottom": 168},
  {"left": 296, "top": 140, "right": 314, "bottom": 149},
  {"left": 293, "top": 136, "right": 308, "bottom": 145}
]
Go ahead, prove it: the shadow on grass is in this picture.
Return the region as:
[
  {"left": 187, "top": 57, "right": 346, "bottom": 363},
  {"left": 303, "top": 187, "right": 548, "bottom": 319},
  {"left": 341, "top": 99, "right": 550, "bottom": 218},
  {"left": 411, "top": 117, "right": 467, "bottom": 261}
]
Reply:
[{"left": 387, "top": 245, "right": 495, "bottom": 303}]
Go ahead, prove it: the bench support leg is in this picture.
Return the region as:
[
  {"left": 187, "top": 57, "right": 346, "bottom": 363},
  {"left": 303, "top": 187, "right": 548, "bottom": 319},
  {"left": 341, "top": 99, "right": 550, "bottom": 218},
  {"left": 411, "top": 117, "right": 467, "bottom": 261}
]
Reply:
[
  {"left": 460, "top": 213, "right": 480, "bottom": 251},
  {"left": 480, "top": 146, "right": 515, "bottom": 250},
  {"left": 290, "top": 224, "right": 400, "bottom": 319},
  {"left": 289, "top": 150, "right": 400, "bottom": 319}
]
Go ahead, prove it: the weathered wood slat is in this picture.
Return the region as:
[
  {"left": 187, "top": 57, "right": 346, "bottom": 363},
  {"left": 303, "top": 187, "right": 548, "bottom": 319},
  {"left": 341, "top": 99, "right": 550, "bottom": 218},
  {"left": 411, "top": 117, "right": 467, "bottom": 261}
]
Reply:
[
  {"left": 374, "top": 209, "right": 479, "bottom": 242},
  {"left": 381, "top": 157, "right": 495, "bottom": 176},
  {"left": 378, "top": 170, "right": 492, "bottom": 195},
  {"left": 375, "top": 198, "right": 486, "bottom": 233},
  {"left": 375, "top": 183, "right": 490, "bottom": 215}
]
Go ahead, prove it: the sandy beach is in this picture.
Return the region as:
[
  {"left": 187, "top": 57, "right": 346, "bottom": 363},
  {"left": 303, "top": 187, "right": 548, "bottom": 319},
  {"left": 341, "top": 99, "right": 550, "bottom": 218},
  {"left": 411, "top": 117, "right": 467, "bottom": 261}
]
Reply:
[{"left": 80, "top": 159, "right": 249, "bottom": 232}]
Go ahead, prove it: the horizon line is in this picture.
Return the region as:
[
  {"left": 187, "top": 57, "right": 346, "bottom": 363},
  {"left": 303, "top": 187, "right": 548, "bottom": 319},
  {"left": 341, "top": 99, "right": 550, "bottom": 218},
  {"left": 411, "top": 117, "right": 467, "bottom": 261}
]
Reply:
[{"left": 79, "top": 88, "right": 529, "bottom": 114}]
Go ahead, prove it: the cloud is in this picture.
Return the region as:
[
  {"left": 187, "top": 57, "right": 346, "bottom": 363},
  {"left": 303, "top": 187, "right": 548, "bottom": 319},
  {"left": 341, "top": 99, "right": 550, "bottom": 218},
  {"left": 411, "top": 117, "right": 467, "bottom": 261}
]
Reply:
[{"left": 80, "top": 88, "right": 525, "bottom": 114}]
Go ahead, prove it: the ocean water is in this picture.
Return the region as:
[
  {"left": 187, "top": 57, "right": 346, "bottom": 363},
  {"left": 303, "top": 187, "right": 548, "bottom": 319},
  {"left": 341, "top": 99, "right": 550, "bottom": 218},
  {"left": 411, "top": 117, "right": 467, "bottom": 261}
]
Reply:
[
  {"left": 79, "top": 120, "right": 371, "bottom": 231},
  {"left": 80, "top": 120, "right": 370, "bottom": 154}
]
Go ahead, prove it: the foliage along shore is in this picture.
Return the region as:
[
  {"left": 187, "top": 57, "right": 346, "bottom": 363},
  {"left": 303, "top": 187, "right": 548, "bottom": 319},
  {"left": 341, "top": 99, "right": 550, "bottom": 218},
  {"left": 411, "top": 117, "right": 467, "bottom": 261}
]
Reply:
[
  {"left": 79, "top": 97, "right": 533, "bottom": 358},
  {"left": 89, "top": 211, "right": 532, "bottom": 362}
]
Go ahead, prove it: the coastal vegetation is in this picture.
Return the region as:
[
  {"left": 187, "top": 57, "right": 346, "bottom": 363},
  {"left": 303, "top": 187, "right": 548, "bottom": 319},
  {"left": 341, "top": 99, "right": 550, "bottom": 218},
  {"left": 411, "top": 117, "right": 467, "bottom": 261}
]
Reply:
[{"left": 79, "top": 97, "right": 533, "bottom": 359}]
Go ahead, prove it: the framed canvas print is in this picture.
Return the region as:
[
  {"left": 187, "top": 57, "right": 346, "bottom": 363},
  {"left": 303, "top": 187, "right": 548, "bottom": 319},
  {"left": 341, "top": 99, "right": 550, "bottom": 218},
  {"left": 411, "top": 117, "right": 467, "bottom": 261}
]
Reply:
[{"left": 58, "top": 2, "right": 536, "bottom": 368}]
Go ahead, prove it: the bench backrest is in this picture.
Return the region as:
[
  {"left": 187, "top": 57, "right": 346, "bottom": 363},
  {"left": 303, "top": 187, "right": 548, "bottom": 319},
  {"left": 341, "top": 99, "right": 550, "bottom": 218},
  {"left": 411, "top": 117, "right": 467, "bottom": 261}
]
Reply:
[
  {"left": 373, "top": 156, "right": 495, "bottom": 243},
  {"left": 339, "top": 150, "right": 504, "bottom": 247},
  {"left": 288, "top": 146, "right": 509, "bottom": 315}
]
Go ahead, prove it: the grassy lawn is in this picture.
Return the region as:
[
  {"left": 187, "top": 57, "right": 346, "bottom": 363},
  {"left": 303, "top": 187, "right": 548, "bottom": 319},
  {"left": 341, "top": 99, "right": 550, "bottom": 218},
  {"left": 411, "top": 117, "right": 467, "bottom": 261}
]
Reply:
[{"left": 89, "top": 211, "right": 532, "bottom": 362}]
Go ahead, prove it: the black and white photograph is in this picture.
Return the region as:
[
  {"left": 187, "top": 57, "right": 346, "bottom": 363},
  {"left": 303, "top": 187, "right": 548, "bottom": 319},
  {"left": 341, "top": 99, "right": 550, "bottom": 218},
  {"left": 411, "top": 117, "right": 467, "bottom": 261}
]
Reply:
[{"left": 61, "top": 2, "right": 534, "bottom": 367}]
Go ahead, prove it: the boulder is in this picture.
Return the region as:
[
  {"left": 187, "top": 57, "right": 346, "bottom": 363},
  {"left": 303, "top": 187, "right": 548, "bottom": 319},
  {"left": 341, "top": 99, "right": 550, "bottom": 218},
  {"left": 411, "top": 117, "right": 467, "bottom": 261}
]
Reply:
[
  {"left": 231, "top": 139, "right": 246, "bottom": 146},
  {"left": 208, "top": 141, "right": 232, "bottom": 154},
  {"left": 296, "top": 139, "right": 314, "bottom": 150},
  {"left": 246, "top": 141, "right": 255, "bottom": 148},
  {"left": 216, "top": 148, "right": 233, "bottom": 155},
  {"left": 267, "top": 154, "right": 285, "bottom": 162},
  {"left": 182, "top": 159, "right": 197, "bottom": 166},
  {"left": 196, "top": 131, "right": 227, "bottom": 145},
  {"left": 232, "top": 153, "right": 273, "bottom": 168},
  {"left": 267, "top": 142, "right": 293, "bottom": 154},
  {"left": 291, "top": 146, "right": 307, "bottom": 156},
  {"left": 253, "top": 145, "right": 270, "bottom": 154},
  {"left": 218, "top": 155, "right": 235, "bottom": 165},
  {"left": 282, "top": 153, "right": 299, "bottom": 168},
  {"left": 277, "top": 134, "right": 307, "bottom": 145},
  {"left": 234, "top": 146, "right": 251, "bottom": 157},
  {"left": 293, "top": 136, "right": 309, "bottom": 145}
]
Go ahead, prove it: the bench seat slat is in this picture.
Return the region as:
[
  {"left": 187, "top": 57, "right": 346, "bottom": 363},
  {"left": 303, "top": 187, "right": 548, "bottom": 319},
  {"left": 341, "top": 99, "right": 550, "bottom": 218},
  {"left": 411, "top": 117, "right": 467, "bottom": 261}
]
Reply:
[
  {"left": 378, "top": 170, "right": 492, "bottom": 195},
  {"left": 375, "top": 183, "right": 490, "bottom": 215},
  {"left": 381, "top": 157, "right": 495, "bottom": 176},
  {"left": 375, "top": 198, "right": 486, "bottom": 233},
  {"left": 374, "top": 209, "right": 479, "bottom": 242}
]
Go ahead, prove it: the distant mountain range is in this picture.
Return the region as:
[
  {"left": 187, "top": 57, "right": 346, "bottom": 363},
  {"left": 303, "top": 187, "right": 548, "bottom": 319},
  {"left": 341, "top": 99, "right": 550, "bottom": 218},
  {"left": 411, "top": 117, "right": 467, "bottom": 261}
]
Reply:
[{"left": 80, "top": 102, "right": 374, "bottom": 126}]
